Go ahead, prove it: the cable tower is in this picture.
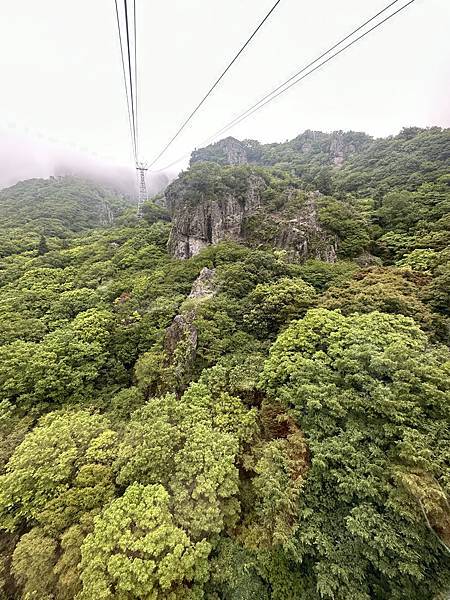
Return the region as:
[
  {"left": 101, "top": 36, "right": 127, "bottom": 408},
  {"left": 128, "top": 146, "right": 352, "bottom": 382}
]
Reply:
[
  {"left": 115, "top": 0, "right": 148, "bottom": 216},
  {"left": 136, "top": 161, "right": 148, "bottom": 217}
]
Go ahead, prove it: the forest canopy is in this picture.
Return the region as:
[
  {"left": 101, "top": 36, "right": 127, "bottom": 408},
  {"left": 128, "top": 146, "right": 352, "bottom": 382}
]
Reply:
[{"left": 0, "top": 127, "right": 449, "bottom": 599}]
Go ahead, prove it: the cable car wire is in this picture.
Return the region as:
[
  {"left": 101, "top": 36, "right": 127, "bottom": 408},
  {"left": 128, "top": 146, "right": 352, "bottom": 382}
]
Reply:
[
  {"left": 208, "top": 0, "right": 417, "bottom": 141},
  {"left": 114, "top": 0, "right": 137, "bottom": 162},
  {"left": 133, "top": 0, "right": 139, "bottom": 160},
  {"left": 123, "top": 0, "right": 138, "bottom": 161},
  {"left": 148, "top": 0, "right": 284, "bottom": 169},
  {"left": 208, "top": 0, "right": 404, "bottom": 143},
  {"left": 154, "top": 0, "right": 416, "bottom": 172}
]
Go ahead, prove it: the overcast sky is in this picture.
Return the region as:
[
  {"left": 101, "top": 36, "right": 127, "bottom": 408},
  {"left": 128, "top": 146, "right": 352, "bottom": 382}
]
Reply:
[{"left": 0, "top": 0, "right": 449, "bottom": 185}]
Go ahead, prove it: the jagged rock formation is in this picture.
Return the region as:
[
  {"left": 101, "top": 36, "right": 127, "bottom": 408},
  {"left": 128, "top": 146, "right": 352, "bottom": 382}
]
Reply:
[
  {"left": 163, "top": 268, "right": 218, "bottom": 390},
  {"left": 188, "top": 267, "right": 217, "bottom": 299},
  {"left": 291, "top": 130, "right": 367, "bottom": 167},
  {"left": 191, "top": 137, "right": 249, "bottom": 166},
  {"left": 273, "top": 193, "right": 337, "bottom": 262},
  {"left": 167, "top": 173, "right": 266, "bottom": 259},
  {"left": 190, "top": 130, "right": 372, "bottom": 169},
  {"left": 166, "top": 166, "right": 337, "bottom": 261}
]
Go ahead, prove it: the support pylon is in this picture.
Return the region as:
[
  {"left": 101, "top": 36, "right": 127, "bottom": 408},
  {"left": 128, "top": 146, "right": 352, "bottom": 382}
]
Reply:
[{"left": 136, "top": 162, "right": 148, "bottom": 217}]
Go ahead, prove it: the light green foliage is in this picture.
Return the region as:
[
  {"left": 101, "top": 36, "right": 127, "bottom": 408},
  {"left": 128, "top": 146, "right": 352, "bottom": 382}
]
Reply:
[
  {"left": 114, "top": 394, "right": 180, "bottom": 487},
  {"left": 319, "top": 267, "right": 442, "bottom": 338},
  {"left": 0, "top": 410, "right": 115, "bottom": 529},
  {"left": 0, "top": 309, "right": 113, "bottom": 405},
  {"left": 116, "top": 383, "right": 256, "bottom": 540},
  {"left": 78, "top": 483, "right": 211, "bottom": 600},
  {"left": 171, "top": 425, "right": 240, "bottom": 538},
  {"left": 397, "top": 248, "right": 439, "bottom": 272},
  {"left": 261, "top": 308, "right": 450, "bottom": 599},
  {"left": 244, "top": 277, "right": 316, "bottom": 338}
]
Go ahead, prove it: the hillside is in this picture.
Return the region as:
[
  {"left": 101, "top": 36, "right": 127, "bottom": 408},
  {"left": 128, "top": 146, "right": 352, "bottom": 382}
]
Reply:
[
  {"left": 168, "top": 127, "right": 449, "bottom": 262},
  {"left": 0, "top": 176, "right": 134, "bottom": 258},
  {"left": 0, "top": 127, "right": 449, "bottom": 600}
]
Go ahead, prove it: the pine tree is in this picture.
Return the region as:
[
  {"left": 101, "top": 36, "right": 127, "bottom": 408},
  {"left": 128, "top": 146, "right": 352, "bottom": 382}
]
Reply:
[{"left": 37, "top": 234, "right": 49, "bottom": 255}]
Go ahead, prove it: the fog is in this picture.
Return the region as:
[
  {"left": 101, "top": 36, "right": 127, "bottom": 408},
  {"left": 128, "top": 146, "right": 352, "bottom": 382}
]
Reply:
[
  {"left": 0, "top": 130, "right": 171, "bottom": 197},
  {"left": 1, "top": 0, "right": 448, "bottom": 178}
]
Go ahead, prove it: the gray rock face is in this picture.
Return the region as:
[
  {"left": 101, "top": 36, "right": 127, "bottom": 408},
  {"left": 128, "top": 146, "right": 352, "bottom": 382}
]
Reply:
[
  {"left": 162, "top": 267, "right": 218, "bottom": 392},
  {"left": 164, "top": 312, "right": 197, "bottom": 362},
  {"left": 167, "top": 177, "right": 337, "bottom": 262},
  {"left": 167, "top": 174, "right": 266, "bottom": 259},
  {"left": 328, "top": 134, "right": 356, "bottom": 167},
  {"left": 217, "top": 137, "right": 248, "bottom": 165},
  {"left": 190, "top": 137, "right": 249, "bottom": 166},
  {"left": 188, "top": 267, "right": 216, "bottom": 299},
  {"left": 275, "top": 193, "right": 338, "bottom": 262}
]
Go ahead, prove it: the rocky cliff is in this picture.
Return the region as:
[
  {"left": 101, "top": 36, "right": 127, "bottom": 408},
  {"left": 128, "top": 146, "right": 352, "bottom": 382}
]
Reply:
[
  {"left": 166, "top": 163, "right": 337, "bottom": 261},
  {"left": 190, "top": 130, "right": 372, "bottom": 168},
  {"left": 167, "top": 170, "right": 266, "bottom": 259},
  {"left": 165, "top": 129, "right": 387, "bottom": 261}
]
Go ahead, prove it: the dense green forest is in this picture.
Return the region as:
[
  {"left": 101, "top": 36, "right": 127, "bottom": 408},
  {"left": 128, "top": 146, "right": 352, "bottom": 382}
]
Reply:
[{"left": 0, "top": 127, "right": 449, "bottom": 599}]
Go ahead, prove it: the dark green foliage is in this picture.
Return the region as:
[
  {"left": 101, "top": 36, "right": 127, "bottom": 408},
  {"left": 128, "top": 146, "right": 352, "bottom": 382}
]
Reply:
[
  {"left": 243, "top": 277, "right": 317, "bottom": 338},
  {"left": 261, "top": 309, "right": 450, "bottom": 599},
  {"left": 336, "top": 127, "right": 450, "bottom": 198},
  {"left": 141, "top": 196, "right": 171, "bottom": 224},
  {"left": 38, "top": 234, "right": 49, "bottom": 255},
  {"left": 0, "top": 176, "right": 131, "bottom": 238}
]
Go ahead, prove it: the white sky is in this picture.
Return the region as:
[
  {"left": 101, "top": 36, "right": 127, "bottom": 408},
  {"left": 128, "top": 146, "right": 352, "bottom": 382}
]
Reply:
[{"left": 0, "top": 0, "right": 449, "bottom": 178}]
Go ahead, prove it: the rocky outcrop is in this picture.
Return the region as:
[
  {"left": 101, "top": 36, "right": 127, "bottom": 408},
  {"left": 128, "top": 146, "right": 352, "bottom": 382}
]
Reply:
[
  {"left": 274, "top": 193, "right": 337, "bottom": 262},
  {"left": 188, "top": 267, "right": 217, "bottom": 299},
  {"left": 190, "top": 137, "right": 249, "bottom": 166},
  {"left": 293, "top": 130, "right": 366, "bottom": 167},
  {"left": 167, "top": 174, "right": 266, "bottom": 259},
  {"left": 167, "top": 165, "right": 337, "bottom": 262},
  {"left": 190, "top": 131, "right": 372, "bottom": 170},
  {"left": 163, "top": 268, "right": 218, "bottom": 391},
  {"left": 164, "top": 312, "right": 197, "bottom": 363}
]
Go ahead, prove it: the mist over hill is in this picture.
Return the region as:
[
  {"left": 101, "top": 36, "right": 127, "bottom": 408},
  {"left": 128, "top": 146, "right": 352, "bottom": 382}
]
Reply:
[{"left": 0, "top": 130, "right": 170, "bottom": 195}]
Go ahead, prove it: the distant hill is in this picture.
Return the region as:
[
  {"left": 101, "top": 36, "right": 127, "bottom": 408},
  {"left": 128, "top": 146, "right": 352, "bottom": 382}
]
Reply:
[
  {"left": 190, "top": 127, "right": 450, "bottom": 198},
  {"left": 167, "top": 127, "right": 450, "bottom": 260},
  {"left": 0, "top": 176, "right": 136, "bottom": 258},
  {"left": 0, "top": 176, "right": 133, "bottom": 237}
]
